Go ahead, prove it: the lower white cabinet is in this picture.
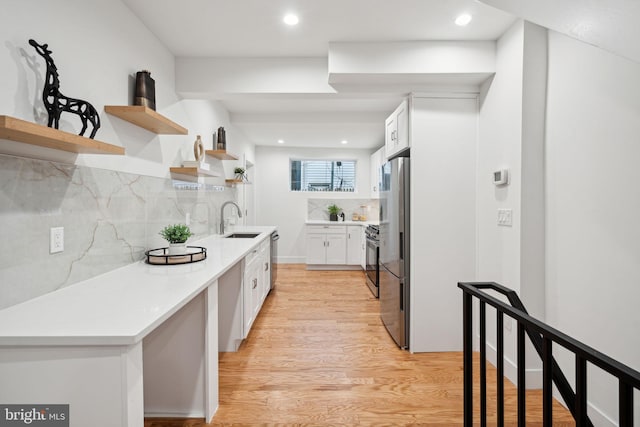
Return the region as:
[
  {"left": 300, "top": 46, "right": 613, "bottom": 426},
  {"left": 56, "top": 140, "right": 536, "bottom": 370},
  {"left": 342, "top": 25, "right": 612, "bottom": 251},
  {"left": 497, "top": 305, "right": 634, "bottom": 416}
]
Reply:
[
  {"left": 306, "top": 225, "right": 346, "bottom": 265},
  {"left": 258, "top": 239, "right": 271, "bottom": 305},
  {"left": 346, "top": 225, "right": 363, "bottom": 265},
  {"left": 219, "top": 237, "right": 272, "bottom": 351},
  {"left": 243, "top": 247, "right": 260, "bottom": 337}
]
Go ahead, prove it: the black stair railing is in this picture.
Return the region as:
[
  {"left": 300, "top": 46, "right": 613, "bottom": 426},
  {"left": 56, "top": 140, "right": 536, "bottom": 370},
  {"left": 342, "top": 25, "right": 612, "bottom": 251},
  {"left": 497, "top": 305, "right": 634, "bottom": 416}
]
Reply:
[{"left": 459, "top": 281, "right": 640, "bottom": 427}]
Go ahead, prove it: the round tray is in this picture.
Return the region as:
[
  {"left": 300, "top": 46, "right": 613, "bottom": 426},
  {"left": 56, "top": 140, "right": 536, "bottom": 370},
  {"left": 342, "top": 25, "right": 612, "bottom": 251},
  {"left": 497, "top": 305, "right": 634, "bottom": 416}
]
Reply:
[{"left": 145, "top": 246, "right": 207, "bottom": 265}]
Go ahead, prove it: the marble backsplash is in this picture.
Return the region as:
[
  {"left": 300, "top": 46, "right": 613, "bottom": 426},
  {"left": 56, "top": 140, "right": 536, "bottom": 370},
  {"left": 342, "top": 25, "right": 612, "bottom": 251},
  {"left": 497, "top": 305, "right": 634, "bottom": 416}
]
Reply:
[
  {"left": 308, "top": 198, "right": 379, "bottom": 222},
  {"left": 0, "top": 154, "right": 238, "bottom": 310}
]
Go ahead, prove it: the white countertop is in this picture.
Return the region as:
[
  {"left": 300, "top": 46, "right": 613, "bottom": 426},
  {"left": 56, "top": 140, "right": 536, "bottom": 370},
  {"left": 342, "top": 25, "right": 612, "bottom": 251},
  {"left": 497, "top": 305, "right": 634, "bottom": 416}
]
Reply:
[
  {"left": 0, "top": 226, "right": 276, "bottom": 347},
  {"left": 305, "top": 220, "right": 377, "bottom": 226}
]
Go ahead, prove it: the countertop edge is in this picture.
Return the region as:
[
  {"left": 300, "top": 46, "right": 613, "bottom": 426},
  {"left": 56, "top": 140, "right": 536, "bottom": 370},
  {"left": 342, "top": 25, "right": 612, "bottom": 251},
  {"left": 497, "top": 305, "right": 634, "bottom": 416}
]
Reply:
[{"left": 0, "top": 226, "right": 276, "bottom": 347}]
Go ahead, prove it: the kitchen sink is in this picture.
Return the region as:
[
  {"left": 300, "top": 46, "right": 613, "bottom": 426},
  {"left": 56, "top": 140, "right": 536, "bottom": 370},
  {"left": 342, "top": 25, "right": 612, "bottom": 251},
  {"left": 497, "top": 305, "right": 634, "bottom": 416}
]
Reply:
[{"left": 225, "top": 232, "right": 261, "bottom": 239}]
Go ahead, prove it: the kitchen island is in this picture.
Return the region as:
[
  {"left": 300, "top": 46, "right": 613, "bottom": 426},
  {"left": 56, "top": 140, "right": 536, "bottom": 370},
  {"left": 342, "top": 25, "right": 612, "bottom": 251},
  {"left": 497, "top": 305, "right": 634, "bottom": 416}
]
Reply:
[{"left": 0, "top": 226, "right": 275, "bottom": 427}]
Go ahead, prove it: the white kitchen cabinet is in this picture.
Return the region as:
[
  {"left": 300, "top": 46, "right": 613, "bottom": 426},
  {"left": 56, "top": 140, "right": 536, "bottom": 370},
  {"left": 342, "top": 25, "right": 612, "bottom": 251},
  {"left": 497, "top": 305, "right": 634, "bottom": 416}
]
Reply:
[
  {"left": 259, "top": 239, "right": 271, "bottom": 303},
  {"left": 360, "top": 226, "right": 367, "bottom": 270},
  {"left": 370, "top": 146, "right": 385, "bottom": 199},
  {"left": 243, "top": 247, "right": 260, "bottom": 337},
  {"left": 219, "top": 236, "right": 272, "bottom": 351},
  {"left": 346, "top": 225, "right": 363, "bottom": 265},
  {"left": 385, "top": 99, "right": 409, "bottom": 159},
  {"left": 306, "top": 225, "right": 346, "bottom": 265},
  {"left": 306, "top": 233, "right": 327, "bottom": 264},
  {"left": 326, "top": 234, "right": 347, "bottom": 264}
]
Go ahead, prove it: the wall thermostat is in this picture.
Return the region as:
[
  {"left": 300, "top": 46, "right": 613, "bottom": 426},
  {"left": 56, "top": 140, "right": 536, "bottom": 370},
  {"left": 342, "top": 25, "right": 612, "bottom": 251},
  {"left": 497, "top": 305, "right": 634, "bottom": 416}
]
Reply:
[{"left": 493, "top": 169, "right": 509, "bottom": 186}]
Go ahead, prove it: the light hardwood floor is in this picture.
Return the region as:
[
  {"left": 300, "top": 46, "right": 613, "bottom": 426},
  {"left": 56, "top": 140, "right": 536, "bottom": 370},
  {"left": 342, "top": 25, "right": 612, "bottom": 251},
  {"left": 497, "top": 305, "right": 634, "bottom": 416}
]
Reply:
[{"left": 145, "top": 265, "right": 574, "bottom": 426}]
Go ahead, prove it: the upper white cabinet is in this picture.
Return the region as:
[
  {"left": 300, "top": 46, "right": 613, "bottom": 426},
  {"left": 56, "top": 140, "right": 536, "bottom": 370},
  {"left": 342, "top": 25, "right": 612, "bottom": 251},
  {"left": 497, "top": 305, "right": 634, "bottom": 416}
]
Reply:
[
  {"left": 385, "top": 99, "right": 409, "bottom": 159},
  {"left": 370, "top": 146, "right": 385, "bottom": 199}
]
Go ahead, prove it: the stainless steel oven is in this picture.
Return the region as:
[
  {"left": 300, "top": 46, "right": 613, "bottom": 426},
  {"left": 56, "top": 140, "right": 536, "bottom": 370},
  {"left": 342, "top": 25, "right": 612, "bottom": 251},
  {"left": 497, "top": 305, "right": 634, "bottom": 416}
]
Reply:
[{"left": 365, "top": 225, "right": 379, "bottom": 298}]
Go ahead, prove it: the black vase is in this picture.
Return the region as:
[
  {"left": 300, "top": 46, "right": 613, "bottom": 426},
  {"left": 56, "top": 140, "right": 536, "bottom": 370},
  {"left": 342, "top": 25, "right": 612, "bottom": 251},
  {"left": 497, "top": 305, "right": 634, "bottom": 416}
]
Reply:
[
  {"left": 216, "top": 127, "right": 226, "bottom": 150},
  {"left": 134, "top": 70, "right": 156, "bottom": 110},
  {"left": 330, "top": 213, "right": 338, "bottom": 221}
]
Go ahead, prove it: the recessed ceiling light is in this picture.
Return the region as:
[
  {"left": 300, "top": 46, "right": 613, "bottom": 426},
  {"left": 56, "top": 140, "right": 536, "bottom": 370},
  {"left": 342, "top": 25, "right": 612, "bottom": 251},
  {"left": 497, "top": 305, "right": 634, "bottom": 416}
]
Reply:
[
  {"left": 283, "top": 13, "right": 299, "bottom": 26},
  {"left": 341, "top": 140, "right": 348, "bottom": 145},
  {"left": 455, "top": 13, "right": 472, "bottom": 26},
  {"left": 277, "top": 139, "right": 284, "bottom": 144}
]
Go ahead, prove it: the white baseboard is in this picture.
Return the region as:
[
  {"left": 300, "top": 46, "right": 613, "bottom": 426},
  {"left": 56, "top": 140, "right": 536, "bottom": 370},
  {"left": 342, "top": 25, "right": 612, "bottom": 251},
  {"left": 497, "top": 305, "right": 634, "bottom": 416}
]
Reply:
[
  {"left": 276, "top": 256, "right": 305, "bottom": 264},
  {"left": 144, "top": 411, "right": 204, "bottom": 419},
  {"left": 306, "top": 264, "right": 362, "bottom": 271},
  {"left": 585, "top": 401, "right": 617, "bottom": 427},
  {"left": 483, "top": 342, "right": 619, "bottom": 426},
  {"left": 484, "top": 341, "right": 543, "bottom": 389}
]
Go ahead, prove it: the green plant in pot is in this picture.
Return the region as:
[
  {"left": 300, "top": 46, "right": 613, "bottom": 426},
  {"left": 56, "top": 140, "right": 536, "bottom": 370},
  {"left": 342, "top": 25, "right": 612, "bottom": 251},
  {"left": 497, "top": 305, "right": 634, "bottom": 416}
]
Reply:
[
  {"left": 327, "top": 204, "right": 341, "bottom": 221},
  {"left": 234, "top": 167, "right": 246, "bottom": 181},
  {"left": 159, "top": 223, "right": 193, "bottom": 255}
]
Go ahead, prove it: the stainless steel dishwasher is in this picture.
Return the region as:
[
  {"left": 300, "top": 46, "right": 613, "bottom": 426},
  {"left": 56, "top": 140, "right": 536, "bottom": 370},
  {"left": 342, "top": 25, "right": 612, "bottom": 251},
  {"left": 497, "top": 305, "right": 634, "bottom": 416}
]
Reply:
[{"left": 270, "top": 231, "right": 279, "bottom": 289}]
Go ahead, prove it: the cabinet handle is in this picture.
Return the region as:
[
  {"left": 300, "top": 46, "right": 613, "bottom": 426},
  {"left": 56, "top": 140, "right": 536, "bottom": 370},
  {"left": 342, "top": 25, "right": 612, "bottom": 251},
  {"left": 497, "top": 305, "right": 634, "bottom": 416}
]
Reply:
[
  {"left": 265, "top": 262, "right": 269, "bottom": 271},
  {"left": 348, "top": 233, "right": 351, "bottom": 239},
  {"left": 252, "top": 278, "right": 258, "bottom": 289}
]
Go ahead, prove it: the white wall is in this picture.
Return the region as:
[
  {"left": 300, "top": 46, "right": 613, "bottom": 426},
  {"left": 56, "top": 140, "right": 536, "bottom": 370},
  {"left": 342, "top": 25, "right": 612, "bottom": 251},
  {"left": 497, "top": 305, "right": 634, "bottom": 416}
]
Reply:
[
  {"left": 0, "top": 0, "right": 254, "bottom": 181},
  {"left": 545, "top": 30, "right": 640, "bottom": 425},
  {"left": 478, "top": 19, "right": 640, "bottom": 425},
  {"left": 477, "top": 20, "right": 547, "bottom": 387},
  {"left": 254, "top": 146, "right": 372, "bottom": 263},
  {"left": 477, "top": 20, "right": 526, "bottom": 375},
  {"left": 0, "top": 0, "right": 253, "bottom": 307},
  {"left": 409, "top": 95, "right": 478, "bottom": 353}
]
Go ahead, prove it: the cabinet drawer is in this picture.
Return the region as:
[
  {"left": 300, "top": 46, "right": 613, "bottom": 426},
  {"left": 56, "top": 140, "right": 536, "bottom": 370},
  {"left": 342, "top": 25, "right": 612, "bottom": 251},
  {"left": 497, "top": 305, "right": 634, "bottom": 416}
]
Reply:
[
  {"left": 244, "top": 247, "right": 260, "bottom": 265},
  {"left": 307, "top": 225, "right": 345, "bottom": 234}
]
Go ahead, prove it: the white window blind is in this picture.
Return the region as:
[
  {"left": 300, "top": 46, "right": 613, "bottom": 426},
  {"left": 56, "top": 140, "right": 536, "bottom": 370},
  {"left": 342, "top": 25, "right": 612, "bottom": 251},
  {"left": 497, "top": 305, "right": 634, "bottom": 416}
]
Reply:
[{"left": 290, "top": 160, "right": 356, "bottom": 192}]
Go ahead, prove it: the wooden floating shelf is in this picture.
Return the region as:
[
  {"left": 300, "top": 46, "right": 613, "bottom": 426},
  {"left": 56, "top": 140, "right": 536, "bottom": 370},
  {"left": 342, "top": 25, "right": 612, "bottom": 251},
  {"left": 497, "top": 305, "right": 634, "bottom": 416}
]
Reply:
[
  {"left": 104, "top": 105, "right": 188, "bottom": 135},
  {"left": 205, "top": 149, "right": 239, "bottom": 160},
  {"left": 225, "top": 179, "right": 251, "bottom": 185},
  {"left": 170, "top": 167, "right": 221, "bottom": 178},
  {"left": 0, "top": 115, "right": 125, "bottom": 155}
]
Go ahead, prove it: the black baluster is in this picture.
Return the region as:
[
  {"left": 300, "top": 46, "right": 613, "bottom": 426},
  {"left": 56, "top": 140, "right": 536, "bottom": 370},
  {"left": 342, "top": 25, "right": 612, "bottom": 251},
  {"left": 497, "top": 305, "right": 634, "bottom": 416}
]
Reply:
[
  {"left": 543, "top": 337, "right": 553, "bottom": 426},
  {"left": 517, "top": 322, "right": 526, "bottom": 427},
  {"left": 497, "top": 311, "right": 504, "bottom": 427},
  {"left": 575, "top": 356, "right": 587, "bottom": 427},
  {"left": 619, "top": 379, "right": 633, "bottom": 427},
  {"left": 480, "top": 301, "right": 487, "bottom": 427},
  {"left": 463, "top": 292, "right": 473, "bottom": 427}
]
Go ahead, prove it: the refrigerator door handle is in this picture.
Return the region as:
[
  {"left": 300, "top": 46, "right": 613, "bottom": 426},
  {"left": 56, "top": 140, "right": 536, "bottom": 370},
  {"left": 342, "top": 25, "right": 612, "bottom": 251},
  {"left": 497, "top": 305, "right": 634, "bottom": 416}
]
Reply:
[
  {"left": 399, "top": 232, "right": 404, "bottom": 260},
  {"left": 400, "top": 280, "right": 404, "bottom": 312}
]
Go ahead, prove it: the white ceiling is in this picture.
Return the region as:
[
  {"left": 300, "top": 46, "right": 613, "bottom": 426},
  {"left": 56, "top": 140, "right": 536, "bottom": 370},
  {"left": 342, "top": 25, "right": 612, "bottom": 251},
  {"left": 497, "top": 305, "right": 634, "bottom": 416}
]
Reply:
[
  {"left": 121, "top": 0, "right": 516, "bottom": 57},
  {"left": 121, "top": 0, "right": 517, "bottom": 149},
  {"left": 479, "top": 0, "right": 640, "bottom": 64}
]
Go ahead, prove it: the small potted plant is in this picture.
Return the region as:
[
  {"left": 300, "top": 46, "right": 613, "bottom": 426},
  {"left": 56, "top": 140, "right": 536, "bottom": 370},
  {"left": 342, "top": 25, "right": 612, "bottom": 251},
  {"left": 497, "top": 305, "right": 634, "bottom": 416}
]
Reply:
[
  {"left": 234, "top": 167, "right": 246, "bottom": 181},
  {"left": 327, "top": 204, "right": 341, "bottom": 221},
  {"left": 159, "top": 224, "right": 193, "bottom": 255}
]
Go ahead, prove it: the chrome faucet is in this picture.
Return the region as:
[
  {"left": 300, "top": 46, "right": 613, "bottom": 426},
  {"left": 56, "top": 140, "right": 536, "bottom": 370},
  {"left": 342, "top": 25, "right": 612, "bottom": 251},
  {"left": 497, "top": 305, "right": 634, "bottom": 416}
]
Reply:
[{"left": 220, "top": 201, "right": 243, "bottom": 234}]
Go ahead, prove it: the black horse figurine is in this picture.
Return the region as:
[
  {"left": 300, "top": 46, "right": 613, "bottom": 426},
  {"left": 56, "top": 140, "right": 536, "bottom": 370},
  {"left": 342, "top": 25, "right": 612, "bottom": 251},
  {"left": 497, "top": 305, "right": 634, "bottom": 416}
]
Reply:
[{"left": 29, "top": 39, "right": 100, "bottom": 139}]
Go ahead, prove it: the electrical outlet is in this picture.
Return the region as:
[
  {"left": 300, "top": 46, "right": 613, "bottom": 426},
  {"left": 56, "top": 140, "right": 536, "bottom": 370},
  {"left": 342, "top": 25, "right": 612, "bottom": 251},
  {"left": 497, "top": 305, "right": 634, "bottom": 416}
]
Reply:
[
  {"left": 185, "top": 213, "right": 191, "bottom": 226},
  {"left": 497, "top": 209, "right": 513, "bottom": 226},
  {"left": 50, "top": 227, "right": 64, "bottom": 253}
]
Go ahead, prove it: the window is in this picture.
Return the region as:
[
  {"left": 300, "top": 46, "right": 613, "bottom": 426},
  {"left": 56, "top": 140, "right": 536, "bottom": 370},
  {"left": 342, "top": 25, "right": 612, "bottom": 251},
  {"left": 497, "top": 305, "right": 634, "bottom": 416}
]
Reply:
[{"left": 290, "top": 160, "right": 356, "bottom": 192}]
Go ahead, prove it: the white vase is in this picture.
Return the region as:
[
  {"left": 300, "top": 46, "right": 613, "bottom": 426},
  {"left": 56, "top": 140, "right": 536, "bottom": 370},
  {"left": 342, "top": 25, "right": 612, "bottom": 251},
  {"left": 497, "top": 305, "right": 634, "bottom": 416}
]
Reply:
[{"left": 168, "top": 243, "right": 187, "bottom": 255}]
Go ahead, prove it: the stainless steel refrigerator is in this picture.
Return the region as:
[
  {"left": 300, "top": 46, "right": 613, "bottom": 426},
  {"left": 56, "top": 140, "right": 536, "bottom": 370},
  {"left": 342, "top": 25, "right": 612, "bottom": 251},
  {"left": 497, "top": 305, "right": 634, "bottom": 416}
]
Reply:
[{"left": 379, "top": 153, "right": 410, "bottom": 349}]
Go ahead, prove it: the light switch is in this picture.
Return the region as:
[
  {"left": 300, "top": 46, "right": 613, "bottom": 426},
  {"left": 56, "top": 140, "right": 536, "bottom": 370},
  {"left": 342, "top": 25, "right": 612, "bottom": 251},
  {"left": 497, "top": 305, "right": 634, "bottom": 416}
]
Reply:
[{"left": 497, "top": 209, "right": 513, "bottom": 227}]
